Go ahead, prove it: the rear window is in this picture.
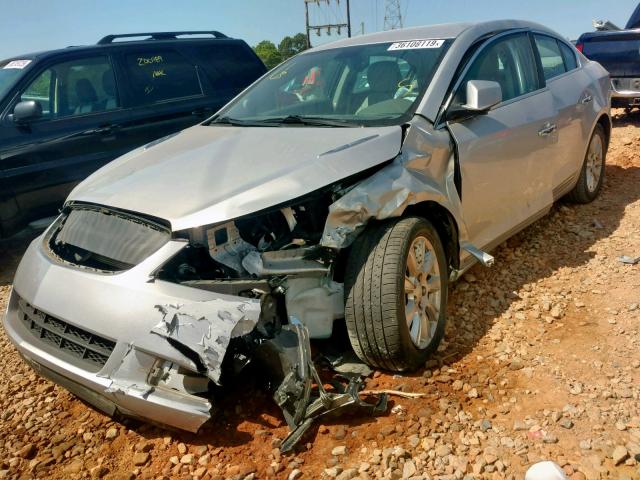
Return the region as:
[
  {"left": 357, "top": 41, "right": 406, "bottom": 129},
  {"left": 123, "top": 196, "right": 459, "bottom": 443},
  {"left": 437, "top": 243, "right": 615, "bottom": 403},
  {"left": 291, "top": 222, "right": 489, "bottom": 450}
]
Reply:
[
  {"left": 191, "top": 44, "right": 266, "bottom": 96},
  {"left": 534, "top": 35, "right": 566, "bottom": 81},
  {"left": 559, "top": 42, "right": 578, "bottom": 71},
  {"left": 124, "top": 49, "right": 203, "bottom": 105}
]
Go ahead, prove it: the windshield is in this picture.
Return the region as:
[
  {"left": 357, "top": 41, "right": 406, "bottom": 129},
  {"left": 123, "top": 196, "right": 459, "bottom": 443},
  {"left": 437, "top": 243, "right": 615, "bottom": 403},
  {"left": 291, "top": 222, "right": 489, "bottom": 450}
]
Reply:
[
  {"left": 0, "top": 60, "right": 31, "bottom": 100},
  {"left": 213, "top": 39, "right": 451, "bottom": 127}
]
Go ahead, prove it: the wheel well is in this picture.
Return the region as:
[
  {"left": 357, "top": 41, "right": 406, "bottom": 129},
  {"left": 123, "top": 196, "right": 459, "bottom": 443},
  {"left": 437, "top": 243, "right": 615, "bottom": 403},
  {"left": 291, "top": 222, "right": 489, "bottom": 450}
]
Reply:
[
  {"left": 597, "top": 114, "right": 611, "bottom": 149},
  {"left": 403, "top": 202, "right": 460, "bottom": 271}
]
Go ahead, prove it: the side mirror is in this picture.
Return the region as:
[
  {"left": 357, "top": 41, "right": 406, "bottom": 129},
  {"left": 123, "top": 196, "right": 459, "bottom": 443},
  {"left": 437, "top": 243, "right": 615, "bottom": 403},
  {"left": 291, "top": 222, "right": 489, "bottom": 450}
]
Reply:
[
  {"left": 12, "top": 100, "right": 43, "bottom": 124},
  {"left": 463, "top": 80, "right": 502, "bottom": 111},
  {"left": 446, "top": 80, "right": 502, "bottom": 123}
]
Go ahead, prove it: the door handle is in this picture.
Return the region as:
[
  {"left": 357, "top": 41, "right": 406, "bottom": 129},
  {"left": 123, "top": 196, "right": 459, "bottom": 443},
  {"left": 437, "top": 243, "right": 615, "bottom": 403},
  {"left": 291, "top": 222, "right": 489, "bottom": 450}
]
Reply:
[
  {"left": 93, "top": 124, "right": 119, "bottom": 135},
  {"left": 538, "top": 122, "right": 557, "bottom": 137},
  {"left": 580, "top": 94, "right": 593, "bottom": 104}
]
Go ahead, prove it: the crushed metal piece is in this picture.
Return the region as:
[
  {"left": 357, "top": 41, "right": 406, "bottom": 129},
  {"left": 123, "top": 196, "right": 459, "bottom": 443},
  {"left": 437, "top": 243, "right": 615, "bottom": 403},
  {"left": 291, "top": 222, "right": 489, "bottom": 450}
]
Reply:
[
  {"left": 461, "top": 242, "right": 495, "bottom": 267},
  {"left": 207, "top": 221, "right": 256, "bottom": 273},
  {"left": 618, "top": 255, "right": 640, "bottom": 265},
  {"left": 324, "top": 350, "right": 373, "bottom": 377},
  {"left": 151, "top": 298, "right": 261, "bottom": 384}
]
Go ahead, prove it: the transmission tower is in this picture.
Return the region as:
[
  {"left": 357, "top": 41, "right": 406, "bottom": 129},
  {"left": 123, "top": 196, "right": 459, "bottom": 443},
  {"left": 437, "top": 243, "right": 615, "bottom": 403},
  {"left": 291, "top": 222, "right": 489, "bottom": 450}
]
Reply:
[
  {"left": 304, "top": 0, "right": 352, "bottom": 48},
  {"left": 384, "top": 0, "right": 403, "bottom": 30}
]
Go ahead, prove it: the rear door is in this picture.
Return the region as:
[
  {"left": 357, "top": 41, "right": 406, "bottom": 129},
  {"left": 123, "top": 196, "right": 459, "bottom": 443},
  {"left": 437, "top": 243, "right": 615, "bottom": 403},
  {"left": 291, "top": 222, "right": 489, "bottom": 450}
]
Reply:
[
  {"left": 447, "top": 32, "right": 558, "bottom": 250},
  {"left": 0, "top": 54, "right": 130, "bottom": 230},
  {"left": 532, "top": 34, "right": 594, "bottom": 196},
  {"left": 111, "top": 46, "right": 211, "bottom": 148}
]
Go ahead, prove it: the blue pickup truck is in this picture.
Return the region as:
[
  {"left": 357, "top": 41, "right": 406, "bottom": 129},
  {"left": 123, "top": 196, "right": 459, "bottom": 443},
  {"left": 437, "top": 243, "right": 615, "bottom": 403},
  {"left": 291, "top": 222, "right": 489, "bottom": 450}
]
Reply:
[{"left": 576, "top": 3, "right": 640, "bottom": 110}]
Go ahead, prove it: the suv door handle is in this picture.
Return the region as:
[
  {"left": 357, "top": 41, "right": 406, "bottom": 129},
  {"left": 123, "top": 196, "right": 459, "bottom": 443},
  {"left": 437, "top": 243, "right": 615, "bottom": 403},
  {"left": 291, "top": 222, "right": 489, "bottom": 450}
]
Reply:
[
  {"left": 93, "top": 124, "right": 119, "bottom": 135},
  {"left": 580, "top": 94, "right": 593, "bottom": 104},
  {"left": 538, "top": 122, "right": 557, "bottom": 137}
]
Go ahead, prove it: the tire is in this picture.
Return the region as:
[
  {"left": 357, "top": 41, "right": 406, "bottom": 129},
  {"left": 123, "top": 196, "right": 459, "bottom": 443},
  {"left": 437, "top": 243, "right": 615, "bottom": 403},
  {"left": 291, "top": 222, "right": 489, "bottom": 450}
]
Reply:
[
  {"left": 566, "top": 124, "right": 606, "bottom": 204},
  {"left": 344, "top": 217, "right": 449, "bottom": 372}
]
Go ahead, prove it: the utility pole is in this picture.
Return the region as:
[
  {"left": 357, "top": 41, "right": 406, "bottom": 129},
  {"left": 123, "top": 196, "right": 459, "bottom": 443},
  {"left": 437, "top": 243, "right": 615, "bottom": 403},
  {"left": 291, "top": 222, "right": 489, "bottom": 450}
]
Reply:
[
  {"left": 384, "top": 0, "right": 403, "bottom": 30},
  {"left": 304, "top": 0, "right": 352, "bottom": 48}
]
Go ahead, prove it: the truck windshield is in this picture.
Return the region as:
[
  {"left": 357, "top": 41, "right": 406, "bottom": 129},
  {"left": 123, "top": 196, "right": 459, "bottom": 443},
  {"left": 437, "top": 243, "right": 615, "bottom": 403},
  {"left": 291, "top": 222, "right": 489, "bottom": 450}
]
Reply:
[
  {"left": 211, "top": 40, "right": 451, "bottom": 127},
  {"left": 0, "top": 60, "right": 29, "bottom": 100}
]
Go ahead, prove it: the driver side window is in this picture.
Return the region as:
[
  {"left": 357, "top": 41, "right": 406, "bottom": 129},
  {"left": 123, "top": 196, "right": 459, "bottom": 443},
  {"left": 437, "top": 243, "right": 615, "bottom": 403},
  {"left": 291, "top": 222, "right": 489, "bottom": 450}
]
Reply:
[
  {"left": 20, "top": 56, "right": 119, "bottom": 120},
  {"left": 456, "top": 33, "right": 540, "bottom": 105}
]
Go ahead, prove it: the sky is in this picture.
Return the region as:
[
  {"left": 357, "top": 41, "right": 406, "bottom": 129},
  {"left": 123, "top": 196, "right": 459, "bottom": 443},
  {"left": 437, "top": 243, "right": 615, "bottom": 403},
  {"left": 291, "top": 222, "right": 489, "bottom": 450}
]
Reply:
[{"left": 0, "top": 0, "right": 638, "bottom": 59}]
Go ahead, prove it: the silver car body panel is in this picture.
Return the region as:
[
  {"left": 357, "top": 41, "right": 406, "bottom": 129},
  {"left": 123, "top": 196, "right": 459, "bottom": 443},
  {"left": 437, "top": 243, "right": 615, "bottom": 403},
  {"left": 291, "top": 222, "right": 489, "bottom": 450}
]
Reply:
[
  {"left": 68, "top": 125, "right": 402, "bottom": 232},
  {"left": 321, "top": 116, "right": 470, "bottom": 251},
  {"left": 4, "top": 20, "right": 611, "bottom": 433}
]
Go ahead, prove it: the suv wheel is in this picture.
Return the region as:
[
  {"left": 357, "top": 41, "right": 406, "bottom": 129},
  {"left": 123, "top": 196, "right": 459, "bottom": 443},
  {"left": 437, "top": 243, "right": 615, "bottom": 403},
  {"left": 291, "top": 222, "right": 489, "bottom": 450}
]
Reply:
[
  {"left": 567, "top": 124, "right": 606, "bottom": 203},
  {"left": 344, "top": 217, "right": 448, "bottom": 372}
]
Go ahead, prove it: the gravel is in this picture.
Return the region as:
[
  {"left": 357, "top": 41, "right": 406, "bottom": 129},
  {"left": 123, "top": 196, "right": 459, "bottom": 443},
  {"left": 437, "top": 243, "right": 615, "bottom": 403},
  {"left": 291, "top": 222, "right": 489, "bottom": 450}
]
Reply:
[{"left": 1, "top": 110, "right": 639, "bottom": 478}]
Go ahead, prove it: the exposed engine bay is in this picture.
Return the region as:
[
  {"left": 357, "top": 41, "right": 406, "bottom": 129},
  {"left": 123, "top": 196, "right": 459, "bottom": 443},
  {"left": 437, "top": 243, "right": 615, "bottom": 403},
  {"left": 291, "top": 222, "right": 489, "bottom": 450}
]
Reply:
[{"left": 42, "top": 186, "right": 388, "bottom": 451}]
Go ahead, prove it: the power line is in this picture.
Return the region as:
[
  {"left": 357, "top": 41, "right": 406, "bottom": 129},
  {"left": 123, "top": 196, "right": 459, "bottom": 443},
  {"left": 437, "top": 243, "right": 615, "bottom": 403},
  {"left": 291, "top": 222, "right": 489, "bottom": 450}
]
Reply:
[
  {"left": 383, "top": 0, "right": 403, "bottom": 30},
  {"left": 304, "top": 0, "right": 352, "bottom": 48}
]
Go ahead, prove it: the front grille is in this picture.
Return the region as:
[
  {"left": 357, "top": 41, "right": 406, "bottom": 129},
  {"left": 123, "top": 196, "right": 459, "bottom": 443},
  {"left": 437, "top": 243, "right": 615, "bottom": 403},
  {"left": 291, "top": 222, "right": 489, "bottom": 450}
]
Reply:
[{"left": 17, "top": 298, "right": 115, "bottom": 372}]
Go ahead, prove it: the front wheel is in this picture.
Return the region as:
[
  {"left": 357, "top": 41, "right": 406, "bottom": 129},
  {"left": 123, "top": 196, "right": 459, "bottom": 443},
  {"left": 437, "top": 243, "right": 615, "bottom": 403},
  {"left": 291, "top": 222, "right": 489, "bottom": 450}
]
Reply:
[
  {"left": 567, "top": 124, "right": 606, "bottom": 203},
  {"left": 344, "top": 217, "right": 449, "bottom": 372}
]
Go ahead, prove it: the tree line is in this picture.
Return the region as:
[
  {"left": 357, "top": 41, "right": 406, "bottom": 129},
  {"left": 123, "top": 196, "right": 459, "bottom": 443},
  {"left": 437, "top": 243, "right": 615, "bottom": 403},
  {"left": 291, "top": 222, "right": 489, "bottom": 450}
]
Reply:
[{"left": 253, "top": 33, "right": 308, "bottom": 69}]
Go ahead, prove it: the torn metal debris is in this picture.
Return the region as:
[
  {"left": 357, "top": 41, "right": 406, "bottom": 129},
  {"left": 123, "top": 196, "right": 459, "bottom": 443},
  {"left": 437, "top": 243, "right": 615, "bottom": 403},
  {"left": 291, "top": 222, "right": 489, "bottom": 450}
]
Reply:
[
  {"left": 254, "top": 321, "right": 388, "bottom": 452},
  {"left": 151, "top": 298, "right": 261, "bottom": 384}
]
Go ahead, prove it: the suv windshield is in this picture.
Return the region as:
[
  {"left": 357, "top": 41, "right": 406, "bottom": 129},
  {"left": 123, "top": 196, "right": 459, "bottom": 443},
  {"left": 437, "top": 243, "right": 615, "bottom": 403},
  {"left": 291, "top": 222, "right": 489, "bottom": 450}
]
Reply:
[
  {"left": 0, "top": 60, "right": 30, "bottom": 100},
  {"left": 212, "top": 39, "right": 451, "bottom": 127}
]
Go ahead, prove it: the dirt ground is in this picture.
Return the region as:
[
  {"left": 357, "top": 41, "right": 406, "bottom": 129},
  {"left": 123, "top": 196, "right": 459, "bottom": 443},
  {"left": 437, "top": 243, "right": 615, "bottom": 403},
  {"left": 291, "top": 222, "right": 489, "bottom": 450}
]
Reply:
[{"left": 1, "top": 110, "right": 639, "bottom": 480}]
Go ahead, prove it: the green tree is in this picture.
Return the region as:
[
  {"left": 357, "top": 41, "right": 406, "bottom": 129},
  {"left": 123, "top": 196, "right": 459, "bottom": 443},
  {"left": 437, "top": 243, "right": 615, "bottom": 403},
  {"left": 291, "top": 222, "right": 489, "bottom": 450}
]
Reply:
[
  {"left": 253, "top": 40, "right": 282, "bottom": 70},
  {"left": 278, "top": 33, "right": 308, "bottom": 60}
]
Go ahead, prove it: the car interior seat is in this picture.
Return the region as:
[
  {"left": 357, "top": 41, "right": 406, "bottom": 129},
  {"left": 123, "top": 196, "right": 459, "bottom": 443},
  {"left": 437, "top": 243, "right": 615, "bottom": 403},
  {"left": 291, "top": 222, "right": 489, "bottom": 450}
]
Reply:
[
  {"left": 357, "top": 61, "right": 402, "bottom": 112},
  {"left": 74, "top": 79, "right": 98, "bottom": 115},
  {"left": 101, "top": 71, "right": 118, "bottom": 110}
]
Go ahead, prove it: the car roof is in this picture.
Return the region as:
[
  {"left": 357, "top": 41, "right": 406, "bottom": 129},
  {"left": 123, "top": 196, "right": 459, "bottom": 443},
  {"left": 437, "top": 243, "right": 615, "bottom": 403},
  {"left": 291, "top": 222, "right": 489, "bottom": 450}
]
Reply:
[
  {"left": 1, "top": 35, "right": 247, "bottom": 64},
  {"left": 306, "top": 19, "right": 560, "bottom": 52}
]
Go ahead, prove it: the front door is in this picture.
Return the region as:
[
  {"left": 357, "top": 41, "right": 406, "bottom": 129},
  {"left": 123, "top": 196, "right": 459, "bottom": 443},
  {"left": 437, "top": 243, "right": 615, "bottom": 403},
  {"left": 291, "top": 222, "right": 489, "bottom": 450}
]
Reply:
[
  {"left": 447, "top": 32, "right": 558, "bottom": 250},
  {"left": 0, "top": 54, "right": 130, "bottom": 230}
]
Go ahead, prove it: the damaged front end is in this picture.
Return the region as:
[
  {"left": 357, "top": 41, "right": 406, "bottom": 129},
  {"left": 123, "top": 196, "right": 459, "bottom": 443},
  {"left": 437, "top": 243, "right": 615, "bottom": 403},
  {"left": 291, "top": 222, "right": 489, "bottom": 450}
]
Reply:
[
  {"left": 6, "top": 117, "right": 491, "bottom": 451},
  {"left": 15, "top": 184, "right": 389, "bottom": 450},
  {"left": 147, "top": 178, "right": 389, "bottom": 449}
]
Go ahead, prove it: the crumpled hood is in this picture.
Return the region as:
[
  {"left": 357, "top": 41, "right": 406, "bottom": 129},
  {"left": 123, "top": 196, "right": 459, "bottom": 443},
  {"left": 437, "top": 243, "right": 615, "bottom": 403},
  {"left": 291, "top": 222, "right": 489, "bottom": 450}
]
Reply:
[{"left": 68, "top": 124, "right": 402, "bottom": 231}]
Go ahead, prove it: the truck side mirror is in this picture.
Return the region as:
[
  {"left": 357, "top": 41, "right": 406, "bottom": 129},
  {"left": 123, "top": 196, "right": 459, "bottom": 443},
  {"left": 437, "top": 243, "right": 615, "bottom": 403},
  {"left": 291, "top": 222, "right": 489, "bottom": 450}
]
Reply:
[{"left": 12, "top": 100, "right": 43, "bottom": 124}]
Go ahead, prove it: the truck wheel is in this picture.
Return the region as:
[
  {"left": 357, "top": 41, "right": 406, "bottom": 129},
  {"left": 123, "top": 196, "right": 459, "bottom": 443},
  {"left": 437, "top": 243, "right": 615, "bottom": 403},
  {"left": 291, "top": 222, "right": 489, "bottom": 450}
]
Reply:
[
  {"left": 344, "top": 217, "right": 448, "bottom": 372},
  {"left": 567, "top": 124, "right": 606, "bottom": 204}
]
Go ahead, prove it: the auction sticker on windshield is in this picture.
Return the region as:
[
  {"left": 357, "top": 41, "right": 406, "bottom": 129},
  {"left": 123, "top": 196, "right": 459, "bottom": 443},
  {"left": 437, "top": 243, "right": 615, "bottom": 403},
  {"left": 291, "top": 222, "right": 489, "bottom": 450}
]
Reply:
[
  {"left": 4, "top": 60, "right": 31, "bottom": 69},
  {"left": 388, "top": 39, "right": 444, "bottom": 51}
]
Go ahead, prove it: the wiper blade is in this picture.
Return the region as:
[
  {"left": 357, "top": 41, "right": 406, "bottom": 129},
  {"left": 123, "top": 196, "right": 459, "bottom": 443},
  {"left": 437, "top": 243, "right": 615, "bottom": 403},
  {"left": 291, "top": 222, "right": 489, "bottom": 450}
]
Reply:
[
  {"left": 259, "top": 115, "right": 357, "bottom": 127},
  {"left": 209, "top": 116, "right": 279, "bottom": 127}
]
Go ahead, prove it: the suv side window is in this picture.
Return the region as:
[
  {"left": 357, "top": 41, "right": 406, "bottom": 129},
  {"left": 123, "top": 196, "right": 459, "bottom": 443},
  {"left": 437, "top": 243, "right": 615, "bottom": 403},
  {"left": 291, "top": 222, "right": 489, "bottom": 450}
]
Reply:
[
  {"left": 191, "top": 44, "right": 265, "bottom": 93},
  {"left": 457, "top": 33, "right": 540, "bottom": 104},
  {"left": 124, "top": 49, "right": 202, "bottom": 105},
  {"left": 534, "top": 35, "right": 567, "bottom": 80},
  {"left": 20, "top": 56, "right": 118, "bottom": 119}
]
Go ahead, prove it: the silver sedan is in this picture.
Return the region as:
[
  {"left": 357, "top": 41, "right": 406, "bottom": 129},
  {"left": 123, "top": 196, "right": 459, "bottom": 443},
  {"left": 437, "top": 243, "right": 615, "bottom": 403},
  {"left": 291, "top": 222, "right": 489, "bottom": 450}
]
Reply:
[{"left": 4, "top": 20, "right": 610, "bottom": 438}]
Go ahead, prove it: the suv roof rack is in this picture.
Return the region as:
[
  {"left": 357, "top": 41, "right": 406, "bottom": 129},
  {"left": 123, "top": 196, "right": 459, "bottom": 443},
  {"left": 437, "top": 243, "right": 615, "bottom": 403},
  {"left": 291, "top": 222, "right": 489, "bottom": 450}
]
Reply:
[{"left": 97, "top": 31, "right": 228, "bottom": 45}]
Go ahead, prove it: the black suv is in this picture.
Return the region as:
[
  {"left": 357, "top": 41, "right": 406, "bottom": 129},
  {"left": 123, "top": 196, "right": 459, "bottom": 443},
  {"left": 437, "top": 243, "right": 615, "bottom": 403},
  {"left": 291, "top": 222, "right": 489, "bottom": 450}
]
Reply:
[{"left": 0, "top": 31, "right": 266, "bottom": 238}]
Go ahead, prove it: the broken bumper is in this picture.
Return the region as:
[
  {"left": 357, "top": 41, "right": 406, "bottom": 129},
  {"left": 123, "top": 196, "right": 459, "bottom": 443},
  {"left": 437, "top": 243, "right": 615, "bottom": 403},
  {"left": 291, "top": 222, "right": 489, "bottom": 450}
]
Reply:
[{"left": 2, "top": 234, "right": 262, "bottom": 432}]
